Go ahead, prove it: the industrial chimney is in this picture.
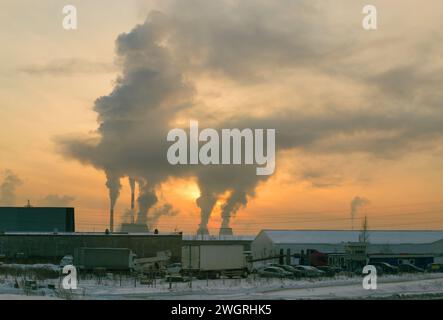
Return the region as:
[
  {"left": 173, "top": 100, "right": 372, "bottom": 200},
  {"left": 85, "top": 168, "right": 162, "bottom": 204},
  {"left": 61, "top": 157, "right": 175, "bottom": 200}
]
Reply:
[
  {"left": 130, "top": 189, "right": 135, "bottom": 224},
  {"left": 110, "top": 208, "right": 114, "bottom": 233},
  {"left": 196, "top": 225, "right": 209, "bottom": 236},
  {"left": 219, "top": 227, "right": 233, "bottom": 236}
]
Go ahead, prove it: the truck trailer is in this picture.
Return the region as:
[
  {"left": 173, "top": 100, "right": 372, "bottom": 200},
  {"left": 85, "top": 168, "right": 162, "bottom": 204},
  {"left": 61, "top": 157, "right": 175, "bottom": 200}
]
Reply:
[
  {"left": 74, "top": 247, "right": 136, "bottom": 271},
  {"left": 182, "top": 245, "right": 248, "bottom": 279}
]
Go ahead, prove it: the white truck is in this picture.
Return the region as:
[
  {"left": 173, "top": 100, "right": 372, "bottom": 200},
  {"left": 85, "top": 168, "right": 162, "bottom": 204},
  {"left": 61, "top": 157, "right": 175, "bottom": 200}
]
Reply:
[
  {"left": 74, "top": 248, "right": 136, "bottom": 271},
  {"left": 182, "top": 245, "right": 248, "bottom": 279}
]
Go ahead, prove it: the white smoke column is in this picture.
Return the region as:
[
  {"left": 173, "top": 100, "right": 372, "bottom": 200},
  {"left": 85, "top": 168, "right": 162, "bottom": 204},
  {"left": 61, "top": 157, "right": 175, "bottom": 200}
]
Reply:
[
  {"left": 105, "top": 171, "right": 122, "bottom": 232},
  {"left": 0, "top": 169, "right": 23, "bottom": 205},
  {"left": 221, "top": 190, "right": 247, "bottom": 229},
  {"left": 196, "top": 193, "right": 217, "bottom": 235},
  {"left": 195, "top": 165, "right": 264, "bottom": 235},
  {"left": 148, "top": 203, "right": 179, "bottom": 229},
  {"left": 350, "top": 196, "right": 369, "bottom": 230},
  {"left": 136, "top": 179, "right": 158, "bottom": 229}
]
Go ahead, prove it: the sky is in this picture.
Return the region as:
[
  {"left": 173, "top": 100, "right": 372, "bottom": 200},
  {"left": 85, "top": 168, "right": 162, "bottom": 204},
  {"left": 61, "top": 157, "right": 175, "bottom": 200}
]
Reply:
[{"left": 0, "top": 0, "right": 442, "bottom": 235}]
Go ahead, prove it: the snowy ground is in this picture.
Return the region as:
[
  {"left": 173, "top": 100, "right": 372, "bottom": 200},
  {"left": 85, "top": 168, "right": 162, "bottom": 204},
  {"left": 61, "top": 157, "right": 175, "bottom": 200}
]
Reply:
[{"left": 2, "top": 270, "right": 443, "bottom": 300}]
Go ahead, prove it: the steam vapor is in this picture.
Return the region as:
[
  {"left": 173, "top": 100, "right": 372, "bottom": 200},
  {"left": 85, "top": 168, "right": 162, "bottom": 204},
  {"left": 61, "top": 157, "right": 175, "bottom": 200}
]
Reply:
[
  {"left": 56, "top": 1, "right": 443, "bottom": 234},
  {"left": 0, "top": 170, "right": 23, "bottom": 206},
  {"left": 350, "top": 196, "right": 369, "bottom": 230}
]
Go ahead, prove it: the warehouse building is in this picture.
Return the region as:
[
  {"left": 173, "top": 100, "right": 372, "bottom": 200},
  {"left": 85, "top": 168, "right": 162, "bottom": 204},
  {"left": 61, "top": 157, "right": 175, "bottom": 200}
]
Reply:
[
  {"left": 0, "top": 232, "right": 182, "bottom": 264},
  {"left": 0, "top": 207, "right": 75, "bottom": 232},
  {"left": 251, "top": 230, "right": 443, "bottom": 267},
  {"left": 183, "top": 234, "right": 254, "bottom": 251}
]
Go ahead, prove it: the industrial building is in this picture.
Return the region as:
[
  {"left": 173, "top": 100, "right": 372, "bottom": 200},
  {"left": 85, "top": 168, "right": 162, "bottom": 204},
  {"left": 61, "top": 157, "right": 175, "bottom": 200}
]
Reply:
[
  {"left": 183, "top": 235, "right": 254, "bottom": 251},
  {"left": 251, "top": 230, "right": 443, "bottom": 268},
  {"left": 3, "top": 203, "right": 443, "bottom": 271},
  {"left": 0, "top": 207, "right": 75, "bottom": 232},
  {"left": 0, "top": 232, "right": 182, "bottom": 264}
]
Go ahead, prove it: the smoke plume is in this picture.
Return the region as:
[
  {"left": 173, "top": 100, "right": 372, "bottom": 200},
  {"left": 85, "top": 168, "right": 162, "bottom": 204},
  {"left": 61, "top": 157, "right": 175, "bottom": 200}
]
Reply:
[
  {"left": 129, "top": 177, "right": 136, "bottom": 223},
  {"left": 136, "top": 179, "right": 158, "bottom": 226},
  {"left": 57, "top": 1, "right": 443, "bottom": 233},
  {"left": 350, "top": 196, "right": 370, "bottom": 230},
  {"left": 0, "top": 170, "right": 23, "bottom": 206},
  {"left": 148, "top": 203, "right": 179, "bottom": 229},
  {"left": 221, "top": 190, "right": 247, "bottom": 229}
]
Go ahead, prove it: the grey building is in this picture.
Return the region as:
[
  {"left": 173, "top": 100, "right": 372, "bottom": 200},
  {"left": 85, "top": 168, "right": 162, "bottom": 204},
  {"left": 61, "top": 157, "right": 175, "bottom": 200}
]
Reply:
[
  {"left": 0, "top": 207, "right": 75, "bottom": 232},
  {"left": 0, "top": 232, "right": 183, "bottom": 263},
  {"left": 251, "top": 230, "right": 443, "bottom": 266},
  {"left": 183, "top": 234, "right": 254, "bottom": 251}
]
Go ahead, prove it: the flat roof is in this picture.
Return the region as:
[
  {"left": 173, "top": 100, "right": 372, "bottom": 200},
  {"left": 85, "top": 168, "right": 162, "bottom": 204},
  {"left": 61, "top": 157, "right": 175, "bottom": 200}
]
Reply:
[
  {"left": 0, "top": 232, "right": 181, "bottom": 237},
  {"left": 258, "top": 230, "right": 443, "bottom": 245},
  {"left": 0, "top": 207, "right": 74, "bottom": 209},
  {"left": 183, "top": 235, "right": 255, "bottom": 241}
]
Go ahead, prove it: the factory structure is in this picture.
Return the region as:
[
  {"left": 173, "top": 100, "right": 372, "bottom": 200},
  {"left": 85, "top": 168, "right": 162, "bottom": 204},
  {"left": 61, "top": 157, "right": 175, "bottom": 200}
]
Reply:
[
  {"left": 0, "top": 207, "right": 181, "bottom": 263},
  {"left": 2, "top": 206, "right": 443, "bottom": 272},
  {"left": 251, "top": 230, "right": 443, "bottom": 269}
]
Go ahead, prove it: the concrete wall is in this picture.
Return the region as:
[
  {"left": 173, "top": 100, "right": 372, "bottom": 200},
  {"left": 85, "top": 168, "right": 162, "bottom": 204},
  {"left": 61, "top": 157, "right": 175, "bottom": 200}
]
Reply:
[{"left": 0, "top": 233, "right": 182, "bottom": 263}]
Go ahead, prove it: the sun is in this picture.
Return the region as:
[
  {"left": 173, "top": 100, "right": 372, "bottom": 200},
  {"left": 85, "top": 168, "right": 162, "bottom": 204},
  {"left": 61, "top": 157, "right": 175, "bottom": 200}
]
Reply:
[{"left": 184, "top": 182, "right": 201, "bottom": 200}]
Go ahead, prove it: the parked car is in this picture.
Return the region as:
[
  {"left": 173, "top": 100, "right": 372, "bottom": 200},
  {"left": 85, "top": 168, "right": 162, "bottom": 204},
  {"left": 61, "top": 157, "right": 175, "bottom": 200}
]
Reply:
[
  {"left": 316, "top": 266, "right": 342, "bottom": 276},
  {"left": 258, "top": 266, "right": 293, "bottom": 278},
  {"left": 270, "top": 264, "right": 304, "bottom": 278},
  {"left": 165, "top": 274, "right": 190, "bottom": 282},
  {"left": 293, "top": 265, "right": 325, "bottom": 277},
  {"left": 166, "top": 263, "right": 182, "bottom": 275},
  {"left": 370, "top": 262, "right": 399, "bottom": 275},
  {"left": 398, "top": 263, "right": 424, "bottom": 273},
  {"left": 426, "top": 263, "right": 443, "bottom": 273}
]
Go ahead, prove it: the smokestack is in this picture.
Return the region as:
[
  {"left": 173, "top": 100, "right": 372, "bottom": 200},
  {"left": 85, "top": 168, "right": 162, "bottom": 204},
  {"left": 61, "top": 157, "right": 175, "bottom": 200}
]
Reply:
[
  {"left": 129, "top": 177, "right": 136, "bottom": 224},
  {"left": 219, "top": 227, "right": 233, "bottom": 236},
  {"left": 197, "top": 225, "right": 209, "bottom": 236},
  {"left": 105, "top": 172, "right": 122, "bottom": 234},
  {"left": 110, "top": 208, "right": 114, "bottom": 232}
]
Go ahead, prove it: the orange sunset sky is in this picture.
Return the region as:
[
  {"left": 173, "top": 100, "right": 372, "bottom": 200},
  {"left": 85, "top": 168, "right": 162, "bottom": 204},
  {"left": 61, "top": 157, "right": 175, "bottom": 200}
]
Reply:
[{"left": 1, "top": 0, "right": 442, "bottom": 235}]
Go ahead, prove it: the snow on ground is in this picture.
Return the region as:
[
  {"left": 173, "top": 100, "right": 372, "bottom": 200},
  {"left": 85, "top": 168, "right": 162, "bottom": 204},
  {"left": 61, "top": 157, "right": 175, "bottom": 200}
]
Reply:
[
  {"left": 2, "top": 272, "right": 443, "bottom": 300},
  {"left": 256, "top": 277, "right": 443, "bottom": 300},
  {"left": 0, "top": 294, "right": 60, "bottom": 300},
  {"left": 0, "top": 264, "right": 60, "bottom": 271}
]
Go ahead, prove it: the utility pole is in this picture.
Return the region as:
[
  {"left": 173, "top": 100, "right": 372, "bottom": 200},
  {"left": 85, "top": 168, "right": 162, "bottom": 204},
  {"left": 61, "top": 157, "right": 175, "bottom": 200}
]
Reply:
[{"left": 361, "top": 215, "right": 369, "bottom": 243}]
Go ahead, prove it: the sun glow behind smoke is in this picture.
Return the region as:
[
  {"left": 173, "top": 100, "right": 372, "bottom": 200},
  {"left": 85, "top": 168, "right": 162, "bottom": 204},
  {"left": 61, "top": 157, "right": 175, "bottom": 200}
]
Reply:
[{"left": 1, "top": 1, "right": 443, "bottom": 233}]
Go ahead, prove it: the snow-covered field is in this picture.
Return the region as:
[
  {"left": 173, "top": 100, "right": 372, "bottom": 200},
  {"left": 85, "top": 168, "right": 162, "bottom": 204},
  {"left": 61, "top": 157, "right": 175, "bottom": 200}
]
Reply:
[{"left": 2, "top": 269, "right": 443, "bottom": 300}]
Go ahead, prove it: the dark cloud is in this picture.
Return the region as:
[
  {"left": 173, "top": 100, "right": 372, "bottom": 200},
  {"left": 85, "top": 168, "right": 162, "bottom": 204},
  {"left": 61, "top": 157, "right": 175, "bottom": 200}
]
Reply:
[{"left": 57, "top": 0, "right": 443, "bottom": 233}]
